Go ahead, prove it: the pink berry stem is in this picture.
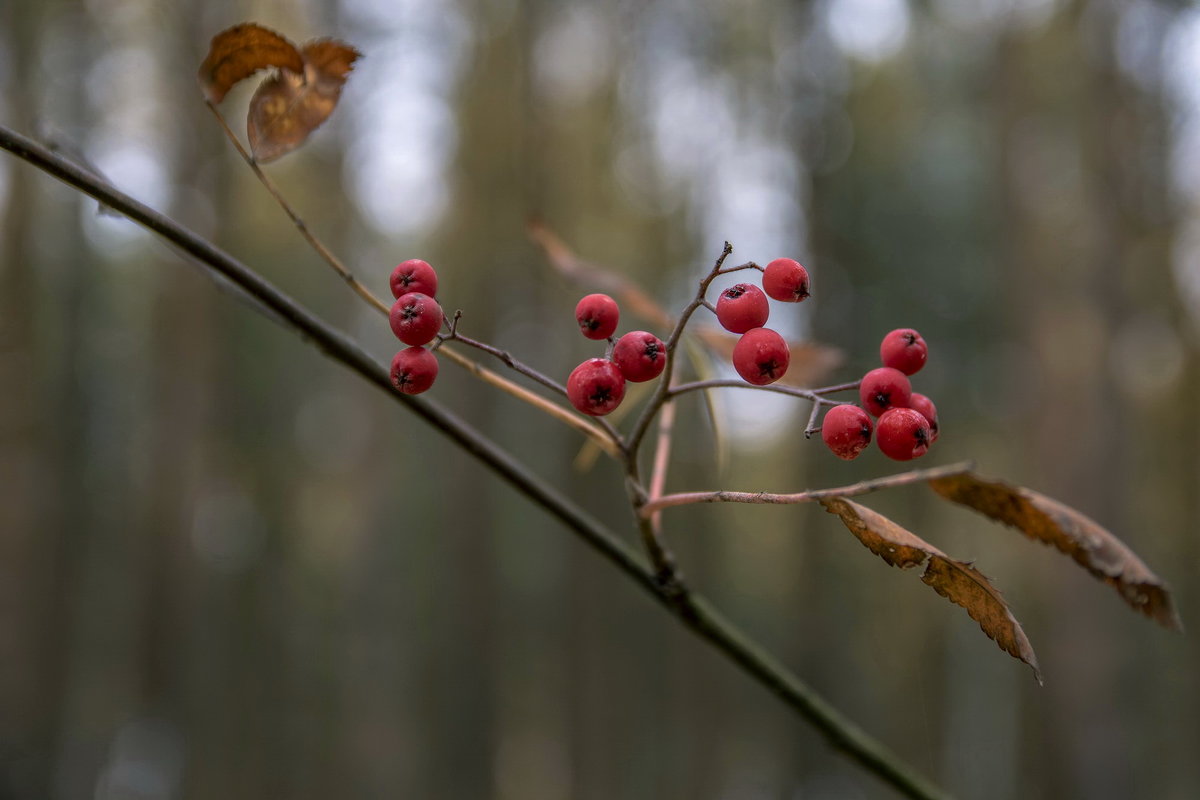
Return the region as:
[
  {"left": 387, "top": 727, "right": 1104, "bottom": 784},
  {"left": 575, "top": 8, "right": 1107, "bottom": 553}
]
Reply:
[
  {"left": 637, "top": 461, "right": 975, "bottom": 519},
  {"left": 647, "top": 401, "right": 678, "bottom": 536}
]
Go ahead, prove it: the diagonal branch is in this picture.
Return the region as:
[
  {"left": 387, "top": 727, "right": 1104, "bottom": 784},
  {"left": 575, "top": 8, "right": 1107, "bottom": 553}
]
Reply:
[{"left": 0, "top": 122, "right": 952, "bottom": 800}]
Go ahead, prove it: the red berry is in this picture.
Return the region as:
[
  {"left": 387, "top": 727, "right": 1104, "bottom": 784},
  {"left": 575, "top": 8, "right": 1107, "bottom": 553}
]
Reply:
[
  {"left": 389, "top": 292, "right": 444, "bottom": 346},
  {"left": 908, "top": 392, "right": 939, "bottom": 443},
  {"left": 612, "top": 331, "right": 667, "bottom": 382},
  {"left": 575, "top": 294, "right": 620, "bottom": 340},
  {"left": 880, "top": 328, "right": 928, "bottom": 375},
  {"left": 390, "top": 346, "right": 439, "bottom": 395},
  {"left": 821, "top": 405, "right": 873, "bottom": 460},
  {"left": 762, "top": 258, "right": 810, "bottom": 302},
  {"left": 858, "top": 367, "right": 912, "bottom": 417},
  {"left": 875, "top": 407, "right": 931, "bottom": 461},
  {"left": 567, "top": 358, "right": 626, "bottom": 416},
  {"left": 389, "top": 259, "right": 439, "bottom": 299},
  {"left": 716, "top": 283, "right": 769, "bottom": 334},
  {"left": 732, "top": 327, "right": 790, "bottom": 385}
]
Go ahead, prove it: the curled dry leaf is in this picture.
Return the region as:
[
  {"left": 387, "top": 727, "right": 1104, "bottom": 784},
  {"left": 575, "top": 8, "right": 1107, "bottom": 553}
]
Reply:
[
  {"left": 819, "top": 496, "right": 1042, "bottom": 683},
  {"left": 248, "top": 39, "right": 361, "bottom": 163},
  {"left": 928, "top": 472, "right": 1181, "bottom": 631},
  {"left": 198, "top": 23, "right": 304, "bottom": 104}
]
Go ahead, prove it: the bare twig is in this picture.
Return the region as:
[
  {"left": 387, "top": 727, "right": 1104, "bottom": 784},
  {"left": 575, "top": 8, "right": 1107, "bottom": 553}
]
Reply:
[
  {"left": 205, "top": 101, "right": 389, "bottom": 314},
  {"left": 441, "top": 329, "right": 568, "bottom": 396},
  {"left": 439, "top": 326, "right": 625, "bottom": 452},
  {"left": 626, "top": 242, "right": 734, "bottom": 459},
  {"left": 667, "top": 378, "right": 860, "bottom": 403},
  {"left": 647, "top": 401, "right": 677, "bottom": 535},
  {"left": 804, "top": 399, "right": 825, "bottom": 438},
  {"left": 640, "top": 462, "right": 976, "bottom": 518},
  {"left": 1, "top": 122, "right": 952, "bottom": 800}
]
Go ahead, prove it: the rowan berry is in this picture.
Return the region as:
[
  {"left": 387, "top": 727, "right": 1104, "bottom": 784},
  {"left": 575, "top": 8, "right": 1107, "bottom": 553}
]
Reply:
[
  {"left": 390, "top": 346, "right": 439, "bottom": 395},
  {"left": 567, "top": 358, "right": 626, "bottom": 416},
  {"left": 821, "top": 405, "right": 873, "bottom": 460},
  {"left": 732, "top": 327, "right": 790, "bottom": 385},
  {"left": 880, "top": 328, "right": 928, "bottom": 375},
  {"left": 575, "top": 294, "right": 620, "bottom": 340},
  {"left": 908, "top": 392, "right": 939, "bottom": 443},
  {"left": 761, "top": 258, "right": 810, "bottom": 302},
  {"left": 875, "top": 407, "right": 931, "bottom": 461},
  {"left": 389, "top": 292, "right": 444, "bottom": 346},
  {"left": 389, "top": 259, "right": 439, "bottom": 299},
  {"left": 716, "top": 283, "right": 769, "bottom": 334},
  {"left": 859, "top": 367, "right": 912, "bottom": 417},
  {"left": 612, "top": 331, "right": 667, "bottom": 382}
]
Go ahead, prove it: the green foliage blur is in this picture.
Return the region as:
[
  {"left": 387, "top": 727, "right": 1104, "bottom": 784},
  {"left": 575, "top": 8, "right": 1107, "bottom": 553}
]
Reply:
[{"left": 1, "top": 0, "right": 1197, "bottom": 798}]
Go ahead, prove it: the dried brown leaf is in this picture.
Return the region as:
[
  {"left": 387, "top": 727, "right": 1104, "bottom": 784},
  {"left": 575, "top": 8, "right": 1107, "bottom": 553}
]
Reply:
[
  {"left": 820, "top": 496, "right": 1042, "bottom": 683},
  {"left": 198, "top": 23, "right": 304, "bottom": 104},
  {"left": 929, "top": 472, "right": 1181, "bottom": 631},
  {"left": 247, "top": 39, "right": 361, "bottom": 163}
]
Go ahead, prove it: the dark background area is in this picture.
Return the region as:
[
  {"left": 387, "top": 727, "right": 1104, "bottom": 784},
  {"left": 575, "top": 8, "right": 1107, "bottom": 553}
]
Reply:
[{"left": 1, "top": 0, "right": 1198, "bottom": 797}]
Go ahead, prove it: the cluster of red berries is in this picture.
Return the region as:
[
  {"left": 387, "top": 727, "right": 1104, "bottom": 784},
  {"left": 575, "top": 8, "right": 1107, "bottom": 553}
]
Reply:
[
  {"left": 387, "top": 259, "right": 443, "bottom": 395},
  {"left": 566, "top": 294, "right": 667, "bottom": 416},
  {"left": 718, "top": 258, "right": 810, "bottom": 386},
  {"left": 820, "top": 328, "right": 940, "bottom": 462}
]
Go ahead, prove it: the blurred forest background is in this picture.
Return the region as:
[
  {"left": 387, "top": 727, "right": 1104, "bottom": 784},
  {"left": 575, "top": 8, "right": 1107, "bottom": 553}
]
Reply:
[{"left": 2, "top": 0, "right": 1199, "bottom": 798}]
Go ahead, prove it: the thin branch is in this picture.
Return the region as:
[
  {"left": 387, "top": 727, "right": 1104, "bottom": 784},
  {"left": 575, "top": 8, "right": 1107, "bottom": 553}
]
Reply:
[
  {"left": 640, "top": 462, "right": 976, "bottom": 518},
  {"left": 435, "top": 346, "right": 621, "bottom": 458},
  {"left": 647, "top": 401, "right": 677, "bottom": 535},
  {"left": 668, "top": 378, "right": 860, "bottom": 403},
  {"left": 439, "top": 326, "right": 625, "bottom": 452},
  {"left": 804, "top": 399, "right": 825, "bottom": 438},
  {"left": 206, "top": 101, "right": 623, "bottom": 457},
  {"left": 205, "top": 101, "right": 388, "bottom": 314},
  {"left": 442, "top": 329, "right": 568, "bottom": 396},
  {"left": 1, "top": 122, "right": 952, "bottom": 800},
  {"left": 715, "top": 261, "right": 764, "bottom": 275},
  {"left": 626, "top": 242, "right": 734, "bottom": 459}
]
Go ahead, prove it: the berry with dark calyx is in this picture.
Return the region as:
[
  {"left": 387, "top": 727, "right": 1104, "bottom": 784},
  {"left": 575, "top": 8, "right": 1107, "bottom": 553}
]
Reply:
[
  {"left": 880, "top": 328, "right": 928, "bottom": 375},
  {"left": 875, "top": 407, "right": 932, "bottom": 461},
  {"left": 612, "top": 330, "right": 667, "bottom": 382},
  {"left": 567, "top": 358, "right": 626, "bottom": 416},
  {"left": 716, "top": 283, "right": 769, "bottom": 334},
  {"left": 732, "top": 327, "right": 790, "bottom": 385},
  {"left": 908, "top": 392, "right": 939, "bottom": 443},
  {"left": 575, "top": 294, "right": 620, "bottom": 340},
  {"left": 859, "top": 367, "right": 912, "bottom": 417},
  {"left": 390, "top": 346, "right": 439, "bottom": 395},
  {"left": 389, "top": 259, "right": 439, "bottom": 299},
  {"left": 389, "top": 292, "right": 444, "bottom": 346},
  {"left": 762, "top": 258, "right": 810, "bottom": 302},
  {"left": 821, "top": 405, "right": 873, "bottom": 460}
]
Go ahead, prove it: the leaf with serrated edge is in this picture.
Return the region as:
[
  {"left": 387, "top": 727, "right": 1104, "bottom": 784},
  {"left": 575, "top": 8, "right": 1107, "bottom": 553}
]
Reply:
[
  {"left": 820, "top": 496, "right": 1042, "bottom": 683},
  {"left": 198, "top": 23, "right": 304, "bottom": 104},
  {"left": 247, "top": 39, "right": 361, "bottom": 163},
  {"left": 929, "top": 472, "right": 1181, "bottom": 631}
]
